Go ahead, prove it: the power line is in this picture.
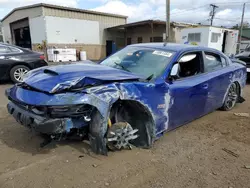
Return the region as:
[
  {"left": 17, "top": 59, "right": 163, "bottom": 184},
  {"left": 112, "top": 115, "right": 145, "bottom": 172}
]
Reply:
[
  {"left": 170, "top": 5, "right": 208, "bottom": 15},
  {"left": 213, "top": 18, "right": 239, "bottom": 22}
]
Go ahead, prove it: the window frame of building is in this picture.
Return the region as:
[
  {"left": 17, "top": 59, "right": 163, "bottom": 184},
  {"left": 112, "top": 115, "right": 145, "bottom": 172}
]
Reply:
[
  {"left": 137, "top": 37, "right": 143, "bottom": 43},
  {"left": 211, "top": 32, "right": 221, "bottom": 43},
  {"left": 127, "top": 38, "right": 132, "bottom": 45},
  {"left": 150, "top": 37, "right": 163, "bottom": 42},
  {"left": 188, "top": 33, "right": 201, "bottom": 42}
]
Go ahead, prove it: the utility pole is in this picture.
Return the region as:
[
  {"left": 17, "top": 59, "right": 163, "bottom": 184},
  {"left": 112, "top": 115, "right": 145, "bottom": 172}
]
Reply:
[
  {"left": 210, "top": 4, "right": 219, "bottom": 26},
  {"left": 239, "top": 3, "right": 246, "bottom": 53},
  {"left": 165, "top": 0, "right": 170, "bottom": 42}
]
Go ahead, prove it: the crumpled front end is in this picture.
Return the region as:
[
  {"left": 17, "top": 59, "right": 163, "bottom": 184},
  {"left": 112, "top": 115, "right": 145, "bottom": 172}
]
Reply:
[{"left": 5, "top": 82, "right": 156, "bottom": 155}]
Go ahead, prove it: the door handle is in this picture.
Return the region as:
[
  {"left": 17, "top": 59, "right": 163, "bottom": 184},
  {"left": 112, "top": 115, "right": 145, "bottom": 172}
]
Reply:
[{"left": 202, "top": 83, "right": 209, "bottom": 89}]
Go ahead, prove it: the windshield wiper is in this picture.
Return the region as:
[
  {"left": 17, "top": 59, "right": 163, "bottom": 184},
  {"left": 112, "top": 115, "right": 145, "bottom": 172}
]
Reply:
[
  {"left": 146, "top": 74, "right": 154, "bottom": 81},
  {"left": 114, "top": 62, "right": 131, "bottom": 72}
]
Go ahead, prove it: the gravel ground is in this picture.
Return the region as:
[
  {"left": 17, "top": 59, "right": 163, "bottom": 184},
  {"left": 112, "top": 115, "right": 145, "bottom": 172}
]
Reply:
[{"left": 0, "top": 83, "right": 250, "bottom": 188}]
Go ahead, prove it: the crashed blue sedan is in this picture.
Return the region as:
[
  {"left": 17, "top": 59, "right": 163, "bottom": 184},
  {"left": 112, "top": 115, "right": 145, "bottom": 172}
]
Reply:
[{"left": 5, "top": 43, "right": 247, "bottom": 155}]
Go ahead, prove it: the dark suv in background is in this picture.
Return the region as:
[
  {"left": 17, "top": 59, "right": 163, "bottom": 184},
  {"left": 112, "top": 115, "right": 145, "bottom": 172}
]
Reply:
[
  {"left": 0, "top": 43, "right": 47, "bottom": 83},
  {"left": 235, "top": 49, "right": 250, "bottom": 78}
]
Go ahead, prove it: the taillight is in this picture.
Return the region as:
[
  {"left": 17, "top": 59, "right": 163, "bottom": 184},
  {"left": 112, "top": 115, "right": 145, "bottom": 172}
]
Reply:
[{"left": 39, "top": 55, "right": 45, "bottom": 60}]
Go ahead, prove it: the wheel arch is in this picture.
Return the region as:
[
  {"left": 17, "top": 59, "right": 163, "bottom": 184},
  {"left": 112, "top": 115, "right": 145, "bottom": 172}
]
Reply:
[{"left": 109, "top": 99, "right": 156, "bottom": 148}]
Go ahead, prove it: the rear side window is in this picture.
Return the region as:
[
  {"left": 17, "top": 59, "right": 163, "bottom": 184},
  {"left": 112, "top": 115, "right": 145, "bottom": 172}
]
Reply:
[
  {"left": 0, "top": 46, "right": 11, "bottom": 54},
  {"left": 204, "top": 52, "right": 222, "bottom": 72},
  {"left": 10, "top": 47, "right": 22, "bottom": 53}
]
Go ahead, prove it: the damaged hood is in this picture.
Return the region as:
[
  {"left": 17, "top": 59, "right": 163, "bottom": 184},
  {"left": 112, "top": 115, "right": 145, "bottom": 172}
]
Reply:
[{"left": 23, "top": 62, "right": 142, "bottom": 93}]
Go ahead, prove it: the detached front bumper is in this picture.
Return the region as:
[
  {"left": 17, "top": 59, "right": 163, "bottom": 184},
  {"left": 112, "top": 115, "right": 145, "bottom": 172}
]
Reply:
[{"left": 7, "top": 102, "right": 73, "bottom": 134}]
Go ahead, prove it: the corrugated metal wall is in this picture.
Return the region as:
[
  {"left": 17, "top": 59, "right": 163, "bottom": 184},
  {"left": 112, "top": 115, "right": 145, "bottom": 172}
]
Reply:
[
  {"left": 2, "top": 7, "right": 43, "bottom": 44},
  {"left": 43, "top": 7, "right": 126, "bottom": 26}
]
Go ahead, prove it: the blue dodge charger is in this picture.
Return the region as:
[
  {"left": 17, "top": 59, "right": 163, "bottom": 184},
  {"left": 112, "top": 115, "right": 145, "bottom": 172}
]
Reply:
[{"left": 5, "top": 43, "right": 247, "bottom": 155}]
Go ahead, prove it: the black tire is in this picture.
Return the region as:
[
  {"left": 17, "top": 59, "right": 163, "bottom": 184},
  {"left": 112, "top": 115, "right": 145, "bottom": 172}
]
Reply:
[
  {"left": 10, "top": 65, "right": 30, "bottom": 83},
  {"left": 221, "top": 83, "right": 239, "bottom": 111}
]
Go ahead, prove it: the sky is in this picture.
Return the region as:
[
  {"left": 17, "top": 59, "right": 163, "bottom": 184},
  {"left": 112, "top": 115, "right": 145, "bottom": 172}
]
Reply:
[{"left": 0, "top": 0, "right": 250, "bottom": 27}]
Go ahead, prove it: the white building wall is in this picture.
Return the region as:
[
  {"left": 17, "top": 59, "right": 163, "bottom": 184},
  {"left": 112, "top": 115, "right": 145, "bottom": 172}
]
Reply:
[
  {"left": 207, "top": 27, "right": 224, "bottom": 51},
  {"left": 44, "top": 16, "right": 100, "bottom": 44},
  {"left": 29, "top": 16, "right": 46, "bottom": 44},
  {"left": 181, "top": 27, "right": 210, "bottom": 46}
]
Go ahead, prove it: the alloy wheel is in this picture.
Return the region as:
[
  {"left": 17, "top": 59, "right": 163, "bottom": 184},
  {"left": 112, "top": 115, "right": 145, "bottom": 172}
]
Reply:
[{"left": 14, "top": 68, "right": 29, "bottom": 82}]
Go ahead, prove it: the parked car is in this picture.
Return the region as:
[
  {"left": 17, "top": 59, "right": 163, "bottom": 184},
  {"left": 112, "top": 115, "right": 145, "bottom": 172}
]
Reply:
[
  {"left": 234, "top": 51, "right": 250, "bottom": 78},
  {"left": 0, "top": 43, "right": 48, "bottom": 83},
  {"left": 5, "top": 43, "right": 247, "bottom": 155}
]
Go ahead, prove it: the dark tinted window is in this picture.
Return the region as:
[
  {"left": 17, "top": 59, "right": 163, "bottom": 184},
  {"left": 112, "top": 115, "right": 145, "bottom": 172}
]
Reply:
[
  {"left": 127, "top": 38, "right": 131, "bottom": 45},
  {"left": 204, "top": 52, "right": 222, "bottom": 72},
  {"left": 0, "top": 46, "right": 11, "bottom": 54},
  {"left": 137, "top": 37, "right": 143, "bottom": 43}
]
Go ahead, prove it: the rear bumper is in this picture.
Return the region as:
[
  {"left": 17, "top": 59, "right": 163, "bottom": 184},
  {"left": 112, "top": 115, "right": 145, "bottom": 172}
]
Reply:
[
  {"left": 7, "top": 102, "right": 71, "bottom": 134},
  {"left": 30, "top": 60, "right": 48, "bottom": 69}
]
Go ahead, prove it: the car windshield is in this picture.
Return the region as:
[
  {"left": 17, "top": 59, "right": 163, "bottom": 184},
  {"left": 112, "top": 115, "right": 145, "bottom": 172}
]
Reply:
[{"left": 100, "top": 46, "right": 175, "bottom": 79}]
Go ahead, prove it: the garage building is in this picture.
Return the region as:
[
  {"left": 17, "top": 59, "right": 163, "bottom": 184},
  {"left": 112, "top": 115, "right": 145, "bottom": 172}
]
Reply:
[{"left": 1, "top": 3, "right": 127, "bottom": 60}]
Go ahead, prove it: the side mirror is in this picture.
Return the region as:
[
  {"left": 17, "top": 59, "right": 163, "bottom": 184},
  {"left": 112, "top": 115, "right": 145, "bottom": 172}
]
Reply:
[{"left": 170, "top": 63, "right": 180, "bottom": 77}]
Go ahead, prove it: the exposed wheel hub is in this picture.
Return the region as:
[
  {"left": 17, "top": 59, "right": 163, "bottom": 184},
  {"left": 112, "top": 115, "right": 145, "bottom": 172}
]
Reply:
[
  {"left": 225, "top": 83, "right": 238, "bottom": 109},
  {"left": 107, "top": 122, "right": 139, "bottom": 150}
]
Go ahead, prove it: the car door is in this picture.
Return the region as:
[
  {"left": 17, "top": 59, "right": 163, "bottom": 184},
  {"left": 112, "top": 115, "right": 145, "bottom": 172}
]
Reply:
[
  {"left": 0, "top": 45, "right": 13, "bottom": 79},
  {"left": 167, "top": 51, "right": 209, "bottom": 130},
  {"left": 202, "top": 51, "right": 229, "bottom": 114}
]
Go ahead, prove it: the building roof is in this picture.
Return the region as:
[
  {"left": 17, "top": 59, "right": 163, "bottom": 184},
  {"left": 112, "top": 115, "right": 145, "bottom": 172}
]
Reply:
[
  {"left": 242, "top": 28, "right": 250, "bottom": 40},
  {"left": 107, "top": 19, "right": 198, "bottom": 30},
  {"left": 1, "top": 3, "right": 127, "bottom": 22}
]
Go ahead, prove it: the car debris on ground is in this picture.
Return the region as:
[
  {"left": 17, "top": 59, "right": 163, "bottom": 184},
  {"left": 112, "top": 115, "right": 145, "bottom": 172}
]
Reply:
[
  {"left": 234, "top": 113, "right": 250, "bottom": 117},
  {"left": 244, "top": 165, "right": 250, "bottom": 169},
  {"left": 222, "top": 148, "right": 239, "bottom": 158}
]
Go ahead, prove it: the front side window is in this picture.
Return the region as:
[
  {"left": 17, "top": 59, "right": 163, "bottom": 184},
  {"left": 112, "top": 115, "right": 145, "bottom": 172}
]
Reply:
[
  {"left": 188, "top": 33, "right": 201, "bottom": 42},
  {"left": 173, "top": 52, "right": 202, "bottom": 79},
  {"left": 211, "top": 33, "right": 221, "bottom": 43},
  {"left": 101, "top": 46, "right": 175, "bottom": 79},
  {"left": 204, "top": 52, "right": 222, "bottom": 72}
]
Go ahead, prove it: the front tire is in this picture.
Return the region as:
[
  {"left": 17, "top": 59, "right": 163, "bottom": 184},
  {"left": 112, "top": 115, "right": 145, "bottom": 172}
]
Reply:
[
  {"left": 221, "top": 83, "right": 239, "bottom": 111},
  {"left": 10, "top": 65, "right": 30, "bottom": 83}
]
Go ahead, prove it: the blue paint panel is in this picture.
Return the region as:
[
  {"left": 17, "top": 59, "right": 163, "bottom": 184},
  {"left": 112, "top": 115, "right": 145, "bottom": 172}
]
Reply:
[{"left": 6, "top": 43, "right": 247, "bottom": 139}]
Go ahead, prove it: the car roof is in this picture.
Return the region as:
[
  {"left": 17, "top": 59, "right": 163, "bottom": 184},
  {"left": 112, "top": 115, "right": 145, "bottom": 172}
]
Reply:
[
  {"left": 0, "top": 42, "right": 21, "bottom": 48},
  {"left": 130, "top": 43, "right": 221, "bottom": 53}
]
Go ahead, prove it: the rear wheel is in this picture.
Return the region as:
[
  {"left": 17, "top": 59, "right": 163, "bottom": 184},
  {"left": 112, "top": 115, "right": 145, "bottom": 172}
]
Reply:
[
  {"left": 221, "top": 83, "right": 238, "bottom": 111},
  {"left": 10, "top": 65, "right": 30, "bottom": 83}
]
